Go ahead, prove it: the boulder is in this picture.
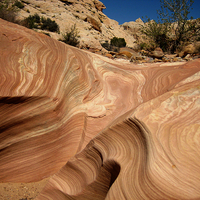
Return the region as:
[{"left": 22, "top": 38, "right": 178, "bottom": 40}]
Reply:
[
  {"left": 179, "top": 44, "right": 195, "bottom": 57},
  {"left": 118, "top": 47, "right": 143, "bottom": 60},
  {"left": 85, "top": 16, "right": 102, "bottom": 32},
  {"left": 164, "top": 54, "right": 178, "bottom": 59},
  {"left": 119, "top": 47, "right": 140, "bottom": 57},
  {"left": 118, "top": 51, "right": 133, "bottom": 59},
  {"left": 105, "top": 53, "right": 113, "bottom": 59},
  {"left": 184, "top": 54, "right": 193, "bottom": 61},
  {"left": 150, "top": 47, "right": 164, "bottom": 58}
]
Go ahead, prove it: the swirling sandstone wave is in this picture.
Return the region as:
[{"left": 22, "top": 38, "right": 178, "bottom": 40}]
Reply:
[{"left": 0, "top": 19, "right": 200, "bottom": 199}]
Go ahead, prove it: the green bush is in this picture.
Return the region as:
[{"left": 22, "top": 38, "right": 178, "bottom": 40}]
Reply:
[
  {"left": 110, "top": 37, "right": 126, "bottom": 48},
  {"left": 23, "top": 13, "right": 40, "bottom": 29},
  {"left": 158, "top": 0, "right": 194, "bottom": 52},
  {"left": 140, "top": 20, "right": 171, "bottom": 52},
  {"left": 13, "top": 0, "right": 24, "bottom": 9},
  {"left": 141, "top": 0, "right": 199, "bottom": 53},
  {"left": 60, "top": 24, "right": 80, "bottom": 47},
  {"left": 41, "top": 17, "right": 59, "bottom": 32},
  {"left": 23, "top": 14, "right": 59, "bottom": 32},
  {"left": 101, "top": 37, "right": 126, "bottom": 52}
]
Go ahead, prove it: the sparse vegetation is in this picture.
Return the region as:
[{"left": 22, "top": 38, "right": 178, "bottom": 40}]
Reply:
[
  {"left": 23, "top": 13, "right": 40, "bottom": 29},
  {"left": 140, "top": 0, "right": 200, "bottom": 53},
  {"left": 110, "top": 37, "right": 126, "bottom": 48},
  {"left": 59, "top": 24, "right": 80, "bottom": 47},
  {"left": 101, "top": 37, "right": 126, "bottom": 52},
  {"left": 23, "top": 14, "right": 59, "bottom": 32},
  {"left": 140, "top": 20, "right": 171, "bottom": 52},
  {"left": 0, "top": 0, "right": 18, "bottom": 22},
  {"left": 13, "top": 0, "right": 24, "bottom": 9},
  {"left": 139, "top": 42, "right": 148, "bottom": 50},
  {"left": 41, "top": 17, "right": 59, "bottom": 32}
]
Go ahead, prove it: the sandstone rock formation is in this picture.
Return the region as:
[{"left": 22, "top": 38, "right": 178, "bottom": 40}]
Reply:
[
  {"left": 16, "top": 0, "right": 137, "bottom": 49},
  {"left": 122, "top": 18, "right": 144, "bottom": 33},
  {"left": 1, "top": 18, "right": 200, "bottom": 200}
]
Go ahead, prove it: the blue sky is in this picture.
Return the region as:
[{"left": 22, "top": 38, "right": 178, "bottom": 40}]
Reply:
[{"left": 100, "top": 0, "right": 200, "bottom": 24}]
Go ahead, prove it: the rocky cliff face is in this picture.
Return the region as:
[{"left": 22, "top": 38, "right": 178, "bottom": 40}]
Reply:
[
  {"left": 17, "top": 0, "right": 138, "bottom": 49},
  {"left": 1, "top": 18, "right": 200, "bottom": 199}
]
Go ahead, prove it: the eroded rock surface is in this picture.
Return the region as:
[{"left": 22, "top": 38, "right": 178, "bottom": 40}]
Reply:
[{"left": 1, "top": 19, "right": 200, "bottom": 199}]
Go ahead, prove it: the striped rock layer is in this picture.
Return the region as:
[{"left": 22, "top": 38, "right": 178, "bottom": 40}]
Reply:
[{"left": 0, "top": 19, "right": 200, "bottom": 199}]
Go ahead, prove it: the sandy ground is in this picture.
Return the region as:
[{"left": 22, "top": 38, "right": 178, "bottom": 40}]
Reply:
[{"left": 0, "top": 178, "right": 49, "bottom": 200}]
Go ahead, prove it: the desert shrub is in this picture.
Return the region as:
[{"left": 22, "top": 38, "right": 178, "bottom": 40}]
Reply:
[
  {"left": 13, "top": 0, "right": 24, "bottom": 9},
  {"left": 60, "top": 24, "right": 80, "bottom": 47},
  {"left": 110, "top": 37, "right": 126, "bottom": 48},
  {"left": 0, "top": 0, "right": 18, "bottom": 22},
  {"left": 101, "top": 40, "right": 112, "bottom": 51},
  {"left": 158, "top": 0, "right": 196, "bottom": 52},
  {"left": 140, "top": 20, "right": 171, "bottom": 52},
  {"left": 41, "top": 17, "right": 59, "bottom": 32},
  {"left": 101, "top": 37, "right": 126, "bottom": 52},
  {"left": 23, "top": 14, "right": 59, "bottom": 32},
  {"left": 139, "top": 42, "right": 148, "bottom": 50},
  {"left": 23, "top": 13, "right": 40, "bottom": 29},
  {"left": 141, "top": 0, "right": 199, "bottom": 53}
]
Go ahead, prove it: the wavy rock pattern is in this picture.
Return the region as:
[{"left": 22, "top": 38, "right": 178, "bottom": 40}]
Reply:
[{"left": 1, "top": 19, "right": 200, "bottom": 199}]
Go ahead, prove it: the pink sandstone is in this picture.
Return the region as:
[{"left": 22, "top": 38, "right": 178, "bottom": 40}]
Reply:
[{"left": 0, "top": 19, "right": 200, "bottom": 199}]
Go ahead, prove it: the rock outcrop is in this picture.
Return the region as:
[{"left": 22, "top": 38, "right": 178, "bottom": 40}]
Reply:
[
  {"left": 17, "top": 0, "right": 137, "bottom": 49},
  {"left": 1, "top": 18, "right": 200, "bottom": 200},
  {"left": 122, "top": 18, "right": 144, "bottom": 33}
]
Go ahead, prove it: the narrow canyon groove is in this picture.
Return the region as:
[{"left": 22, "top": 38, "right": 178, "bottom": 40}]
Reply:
[{"left": 0, "top": 18, "right": 200, "bottom": 199}]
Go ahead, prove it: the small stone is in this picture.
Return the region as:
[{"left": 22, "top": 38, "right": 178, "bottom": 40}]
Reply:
[
  {"left": 106, "top": 53, "right": 113, "bottom": 59},
  {"left": 162, "top": 57, "right": 170, "bottom": 62}
]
